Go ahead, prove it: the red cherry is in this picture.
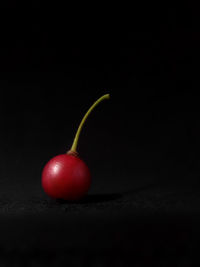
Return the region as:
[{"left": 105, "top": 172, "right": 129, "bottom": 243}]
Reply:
[
  {"left": 41, "top": 94, "right": 110, "bottom": 200},
  {"left": 42, "top": 154, "right": 91, "bottom": 200}
]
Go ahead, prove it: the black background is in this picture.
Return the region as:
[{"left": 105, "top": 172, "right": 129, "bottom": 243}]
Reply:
[{"left": 1, "top": 4, "right": 200, "bottom": 266}]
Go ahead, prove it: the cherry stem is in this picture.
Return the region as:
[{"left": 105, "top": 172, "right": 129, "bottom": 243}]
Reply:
[{"left": 68, "top": 94, "right": 110, "bottom": 154}]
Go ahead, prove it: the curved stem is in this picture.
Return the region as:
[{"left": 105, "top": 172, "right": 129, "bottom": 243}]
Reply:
[{"left": 68, "top": 94, "right": 110, "bottom": 153}]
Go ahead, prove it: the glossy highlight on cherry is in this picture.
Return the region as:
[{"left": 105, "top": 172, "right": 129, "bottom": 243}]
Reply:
[{"left": 42, "top": 94, "right": 110, "bottom": 201}]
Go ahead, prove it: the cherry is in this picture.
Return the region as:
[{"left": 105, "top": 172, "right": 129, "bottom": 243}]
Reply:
[
  {"left": 42, "top": 94, "right": 110, "bottom": 200},
  {"left": 41, "top": 153, "right": 91, "bottom": 200}
]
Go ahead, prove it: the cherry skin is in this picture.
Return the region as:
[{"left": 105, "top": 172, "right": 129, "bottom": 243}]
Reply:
[{"left": 42, "top": 154, "right": 91, "bottom": 201}]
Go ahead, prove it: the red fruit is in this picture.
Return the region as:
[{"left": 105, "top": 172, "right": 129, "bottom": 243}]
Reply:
[
  {"left": 42, "top": 154, "right": 91, "bottom": 200},
  {"left": 41, "top": 94, "right": 110, "bottom": 201}
]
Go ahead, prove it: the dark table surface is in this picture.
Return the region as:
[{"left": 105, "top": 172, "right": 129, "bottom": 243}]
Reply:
[{"left": 1, "top": 170, "right": 200, "bottom": 266}]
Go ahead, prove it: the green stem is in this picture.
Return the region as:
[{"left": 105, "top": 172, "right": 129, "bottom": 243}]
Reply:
[{"left": 69, "top": 94, "right": 110, "bottom": 153}]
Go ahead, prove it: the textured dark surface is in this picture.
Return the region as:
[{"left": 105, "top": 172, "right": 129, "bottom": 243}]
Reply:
[{"left": 1, "top": 176, "right": 200, "bottom": 266}]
